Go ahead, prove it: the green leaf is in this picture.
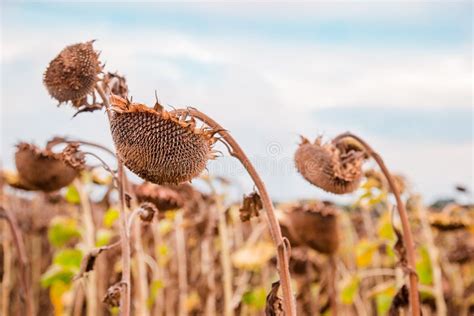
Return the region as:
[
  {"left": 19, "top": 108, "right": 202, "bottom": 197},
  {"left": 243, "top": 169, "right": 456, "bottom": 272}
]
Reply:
[
  {"left": 158, "top": 219, "right": 173, "bottom": 236},
  {"left": 355, "top": 239, "right": 378, "bottom": 268},
  {"left": 340, "top": 276, "right": 360, "bottom": 305},
  {"left": 369, "top": 191, "right": 387, "bottom": 206},
  {"left": 147, "top": 279, "right": 165, "bottom": 308},
  {"left": 103, "top": 208, "right": 119, "bottom": 228},
  {"left": 156, "top": 244, "right": 170, "bottom": 266},
  {"left": 80, "top": 170, "right": 92, "bottom": 184},
  {"left": 41, "top": 266, "right": 75, "bottom": 288},
  {"left": 48, "top": 218, "right": 81, "bottom": 247},
  {"left": 361, "top": 178, "right": 379, "bottom": 190},
  {"left": 242, "top": 287, "right": 267, "bottom": 310},
  {"left": 416, "top": 246, "right": 433, "bottom": 285},
  {"left": 157, "top": 244, "right": 169, "bottom": 257},
  {"left": 231, "top": 242, "right": 275, "bottom": 271},
  {"left": 96, "top": 228, "right": 113, "bottom": 247},
  {"left": 375, "top": 286, "right": 396, "bottom": 315},
  {"left": 64, "top": 185, "right": 80, "bottom": 205},
  {"left": 49, "top": 281, "right": 70, "bottom": 315},
  {"left": 377, "top": 211, "right": 396, "bottom": 241},
  {"left": 53, "top": 249, "right": 83, "bottom": 269}
]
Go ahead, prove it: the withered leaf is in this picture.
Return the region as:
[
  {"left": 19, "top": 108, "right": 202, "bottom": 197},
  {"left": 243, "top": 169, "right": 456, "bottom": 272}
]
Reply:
[
  {"left": 138, "top": 202, "right": 158, "bottom": 222},
  {"left": 103, "top": 282, "right": 124, "bottom": 308},
  {"left": 104, "top": 72, "right": 128, "bottom": 99},
  {"left": 125, "top": 193, "right": 132, "bottom": 209},
  {"left": 265, "top": 281, "right": 284, "bottom": 316},
  {"left": 239, "top": 192, "right": 263, "bottom": 222},
  {"left": 61, "top": 143, "right": 86, "bottom": 171},
  {"left": 388, "top": 285, "right": 409, "bottom": 316},
  {"left": 74, "top": 245, "right": 112, "bottom": 280},
  {"left": 393, "top": 226, "right": 410, "bottom": 273}
]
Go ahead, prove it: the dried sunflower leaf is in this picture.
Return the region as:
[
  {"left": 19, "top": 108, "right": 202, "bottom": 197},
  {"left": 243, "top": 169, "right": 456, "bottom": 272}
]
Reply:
[
  {"left": 239, "top": 192, "right": 263, "bottom": 222},
  {"left": 103, "top": 282, "right": 124, "bottom": 308},
  {"left": 265, "top": 281, "right": 284, "bottom": 316},
  {"left": 388, "top": 285, "right": 409, "bottom": 316}
]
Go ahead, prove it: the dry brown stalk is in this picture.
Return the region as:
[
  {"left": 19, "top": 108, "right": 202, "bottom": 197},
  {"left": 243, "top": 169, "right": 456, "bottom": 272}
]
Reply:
[
  {"left": 0, "top": 206, "right": 34, "bottom": 316},
  {"left": 95, "top": 84, "right": 132, "bottom": 316},
  {"left": 171, "top": 108, "right": 296, "bottom": 316},
  {"left": 332, "top": 132, "right": 420, "bottom": 316}
]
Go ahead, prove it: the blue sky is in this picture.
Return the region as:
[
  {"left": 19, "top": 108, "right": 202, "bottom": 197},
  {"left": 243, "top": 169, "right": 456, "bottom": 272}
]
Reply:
[{"left": 1, "top": 2, "right": 472, "bottom": 203}]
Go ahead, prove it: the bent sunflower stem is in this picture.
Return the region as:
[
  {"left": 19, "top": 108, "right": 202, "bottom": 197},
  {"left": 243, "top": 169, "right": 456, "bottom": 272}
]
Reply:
[
  {"left": 333, "top": 132, "right": 420, "bottom": 316},
  {"left": 171, "top": 108, "right": 296, "bottom": 316}
]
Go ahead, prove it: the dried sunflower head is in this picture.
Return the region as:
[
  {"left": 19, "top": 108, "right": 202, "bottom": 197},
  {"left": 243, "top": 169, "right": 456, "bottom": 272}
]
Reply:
[
  {"left": 447, "top": 233, "right": 474, "bottom": 264},
  {"left": 109, "top": 95, "right": 218, "bottom": 185},
  {"left": 44, "top": 41, "right": 101, "bottom": 103},
  {"left": 294, "top": 136, "right": 366, "bottom": 194},
  {"left": 281, "top": 201, "right": 340, "bottom": 254},
  {"left": 15, "top": 142, "right": 81, "bottom": 192},
  {"left": 134, "top": 182, "right": 184, "bottom": 211},
  {"left": 429, "top": 211, "right": 471, "bottom": 231},
  {"left": 1, "top": 170, "right": 36, "bottom": 191}
]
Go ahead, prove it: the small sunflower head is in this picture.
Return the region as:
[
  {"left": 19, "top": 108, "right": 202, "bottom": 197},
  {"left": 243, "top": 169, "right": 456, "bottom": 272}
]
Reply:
[
  {"left": 280, "top": 201, "right": 340, "bottom": 254},
  {"left": 44, "top": 41, "right": 101, "bottom": 103},
  {"left": 14, "top": 142, "right": 82, "bottom": 192},
  {"left": 294, "top": 136, "right": 366, "bottom": 194},
  {"left": 109, "top": 95, "right": 218, "bottom": 185}
]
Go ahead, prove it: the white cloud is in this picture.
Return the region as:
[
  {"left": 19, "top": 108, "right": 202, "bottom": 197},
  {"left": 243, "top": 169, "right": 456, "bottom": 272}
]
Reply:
[
  {"left": 1, "top": 17, "right": 472, "bottom": 202},
  {"left": 3, "top": 25, "right": 470, "bottom": 116}
]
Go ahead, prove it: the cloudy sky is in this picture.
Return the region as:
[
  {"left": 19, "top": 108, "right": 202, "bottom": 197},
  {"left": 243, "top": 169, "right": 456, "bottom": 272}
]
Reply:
[{"left": 1, "top": 2, "right": 472, "bottom": 203}]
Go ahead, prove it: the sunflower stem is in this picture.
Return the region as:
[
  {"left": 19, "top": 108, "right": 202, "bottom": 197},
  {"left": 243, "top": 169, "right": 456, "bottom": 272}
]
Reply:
[
  {"left": 333, "top": 132, "right": 420, "bottom": 316},
  {"left": 328, "top": 255, "right": 338, "bottom": 316},
  {"left": 0, "top": 207, "right": 34, "bottom": 316},
  {"left": 171, "top": 109, "right": 296, "bottom": 316},
  {"left": 95, "top": 83, "right": 131, "bottom": 316}
]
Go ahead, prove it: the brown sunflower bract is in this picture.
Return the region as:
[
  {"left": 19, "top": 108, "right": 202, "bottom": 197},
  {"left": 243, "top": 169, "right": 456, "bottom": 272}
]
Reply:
[
  {"left": 294, "top": 136, "right": 366, "bottom": 194},
  {"left": 110, "top": 95, "right": 218, "bottom": 185},
  {"left": 15, "top": 143, "right": 80, "bottom": 192},
  {"left": 44, "top": 41, "right": 101, "bottom": 103}
]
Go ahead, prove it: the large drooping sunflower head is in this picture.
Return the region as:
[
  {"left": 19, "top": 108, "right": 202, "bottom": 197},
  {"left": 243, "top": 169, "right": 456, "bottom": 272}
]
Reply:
[
  {"left": 109, "top": 95, "right": 218, "bottom": 185},
  {"left": 279, "top": 201, "right": 340, "bottom": 254},
  {"left": 14, "top": 142, "right": 83, "bottom": 192}
]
